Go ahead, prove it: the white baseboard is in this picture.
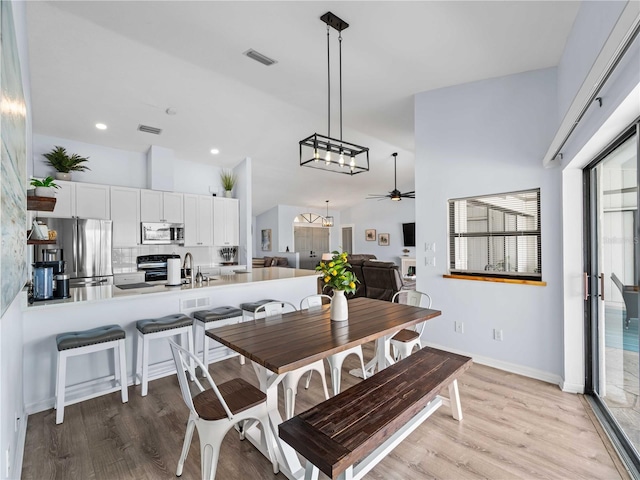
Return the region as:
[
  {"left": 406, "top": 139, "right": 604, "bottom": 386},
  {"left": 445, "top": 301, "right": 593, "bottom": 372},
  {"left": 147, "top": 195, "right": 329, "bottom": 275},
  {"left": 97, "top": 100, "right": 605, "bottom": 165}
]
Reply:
[
  {"left": 560, "top": 380, "right": 585, "bottom": 394},
  {"left": 423, "top": 341, "right": 565, "bottom": 388},
  {"left": 13, "top": 413, "right": 27, "bottom": 480}
]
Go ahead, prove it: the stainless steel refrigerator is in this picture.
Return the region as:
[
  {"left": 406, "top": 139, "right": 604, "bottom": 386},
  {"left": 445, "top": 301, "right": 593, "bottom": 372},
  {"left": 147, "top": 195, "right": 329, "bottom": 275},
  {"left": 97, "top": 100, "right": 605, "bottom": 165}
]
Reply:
[{"left": 37, "top": 218, "right": 113, "bottom": 287}]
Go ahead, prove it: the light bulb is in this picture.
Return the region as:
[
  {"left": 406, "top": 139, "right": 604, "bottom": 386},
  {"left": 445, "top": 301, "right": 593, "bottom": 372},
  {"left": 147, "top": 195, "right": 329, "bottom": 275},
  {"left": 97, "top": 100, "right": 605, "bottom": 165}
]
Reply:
[
  {"left": 339, "top": 153, "right": 345, "bottom": 166},
  {"left": 350, "top": 165, "right": 355, "bottom": 172},
  {"left": 314, "top": 148, "right": 319, "bottom": 161},
  {"left": 350, "top": 156, "right": 355, "bottom": 167},
  {"left": 325, "top": 151, "right": 331, "bottom": 165}
]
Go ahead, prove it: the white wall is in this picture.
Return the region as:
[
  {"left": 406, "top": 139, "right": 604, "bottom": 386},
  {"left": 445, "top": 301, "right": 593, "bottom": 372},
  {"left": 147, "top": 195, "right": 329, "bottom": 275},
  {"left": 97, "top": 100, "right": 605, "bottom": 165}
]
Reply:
[
  {"left": 255, "top": 205, "right": 279, "bottom": 256},
  {"left": 1, "top": 2, "right": 30, "bottom": 478},
  {"left": 254, "top": 204, "right": 342, "bottom": 256},
  {"left": 33, "top": 134, "right": 233, "bottom": 196},
  {"left": 556, "top": 1, "right": 628, "bottom": 121},
  {"left": 556, "top": 3, "right": 640, "bottom": 392},
  {"left": 341, "top": 199, "right": 415, "bottom": 263},
  {"left": 234, "top": 157, "right": 252, "bottom": 266},
  {"left": 414, "top": 68, "right": 564, "bottom": 382}
]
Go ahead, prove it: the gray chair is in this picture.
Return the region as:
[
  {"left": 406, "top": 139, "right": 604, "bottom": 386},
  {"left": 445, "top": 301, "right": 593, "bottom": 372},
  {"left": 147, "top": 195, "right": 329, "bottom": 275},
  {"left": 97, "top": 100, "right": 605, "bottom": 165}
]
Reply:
[{"left": 611, "top": 273, "right": 638, "bottom": 329}]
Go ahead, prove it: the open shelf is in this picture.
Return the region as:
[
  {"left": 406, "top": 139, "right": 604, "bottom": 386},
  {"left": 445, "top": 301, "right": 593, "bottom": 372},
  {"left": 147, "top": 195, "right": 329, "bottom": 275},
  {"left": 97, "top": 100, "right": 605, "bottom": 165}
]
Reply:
[
  {"left": 27, "top": 239, "right": 56, "bottom": 245},
  {"left": 27, "top": 195, "right": 56, "bottom": 212}
]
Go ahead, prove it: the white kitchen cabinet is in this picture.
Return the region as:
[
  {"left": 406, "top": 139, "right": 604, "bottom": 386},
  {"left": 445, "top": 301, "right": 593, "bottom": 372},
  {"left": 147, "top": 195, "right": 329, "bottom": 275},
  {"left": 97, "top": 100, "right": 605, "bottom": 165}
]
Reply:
[
  {"left": 75, "top": 183, "right": 111, "bottom": 219},
  {"left": 140, "top": 190, "right": 183, "bottom": 223},
  {"left": 183, "top": 194, "right": 213, "bottom": 246},
  {"left": 39, "top": 181, "right": 110, "bottom": 219},
  {"left": 111, "top": 186, "right": 141, "bottom": 247},
  {"left": 37, "top": 180, "right": 75, "bottom": 218},
  {"left": 213, "top": 197, "right": 239, "bottom": 246}
]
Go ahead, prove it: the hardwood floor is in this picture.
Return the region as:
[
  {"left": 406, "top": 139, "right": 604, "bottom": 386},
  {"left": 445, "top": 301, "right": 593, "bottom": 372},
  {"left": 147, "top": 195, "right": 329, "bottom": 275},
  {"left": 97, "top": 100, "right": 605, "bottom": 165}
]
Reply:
[{"left": 22, "top": 347, "right": 628, "bottom": 479}]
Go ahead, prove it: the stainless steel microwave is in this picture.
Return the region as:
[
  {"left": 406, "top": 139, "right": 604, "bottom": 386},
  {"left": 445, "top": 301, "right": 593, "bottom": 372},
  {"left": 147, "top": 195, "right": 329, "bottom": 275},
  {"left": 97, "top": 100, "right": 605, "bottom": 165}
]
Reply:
[{"left": 141, "top": 222, "right": 185, "bottom": 245}]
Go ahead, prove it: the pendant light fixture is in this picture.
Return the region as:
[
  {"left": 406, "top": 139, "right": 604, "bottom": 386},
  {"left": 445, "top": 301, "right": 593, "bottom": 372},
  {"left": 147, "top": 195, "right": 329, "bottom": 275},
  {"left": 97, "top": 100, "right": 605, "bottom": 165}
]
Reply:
[
  {"left": 322, "top": 200, "right": 334, "bottom": 227},
  {"left": 299, "top": 12, "right": 369, "bottom": 175}
]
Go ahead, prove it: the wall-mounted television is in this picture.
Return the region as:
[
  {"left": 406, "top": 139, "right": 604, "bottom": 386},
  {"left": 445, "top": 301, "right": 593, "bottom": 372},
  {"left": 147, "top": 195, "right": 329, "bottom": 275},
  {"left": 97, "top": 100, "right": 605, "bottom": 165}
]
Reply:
[{"left": 402, "top": 222, "right": 415, "bottom": 247}]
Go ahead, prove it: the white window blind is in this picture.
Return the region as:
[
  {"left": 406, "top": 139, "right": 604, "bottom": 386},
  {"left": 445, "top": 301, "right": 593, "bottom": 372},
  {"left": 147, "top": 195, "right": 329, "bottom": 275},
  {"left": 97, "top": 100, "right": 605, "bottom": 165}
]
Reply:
[{"left": 448, "top": 189, "right": 541, "bottom": 280}]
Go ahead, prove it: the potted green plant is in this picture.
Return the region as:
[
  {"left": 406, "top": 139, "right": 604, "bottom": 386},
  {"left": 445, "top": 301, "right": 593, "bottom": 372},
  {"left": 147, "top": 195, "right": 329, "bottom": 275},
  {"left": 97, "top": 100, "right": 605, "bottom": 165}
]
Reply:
[
  {"left": 43, "top": 146, "right": 90, "bottom": 181},
  {"left": 220, "top": 169, "right": 237, "bottom": 198},
  {"left": 316, "top": 251, "right": 358, "bottom": 321},
  {"left": 30, "top": 176, "right": 60, "bottom": 197}
]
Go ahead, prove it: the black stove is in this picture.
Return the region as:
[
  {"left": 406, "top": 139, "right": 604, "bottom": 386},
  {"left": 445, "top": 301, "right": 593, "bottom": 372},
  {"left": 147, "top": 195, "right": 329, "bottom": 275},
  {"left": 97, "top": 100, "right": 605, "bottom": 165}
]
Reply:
[{"left": 136, "top": 254, "right": 180, "bottom": 282}]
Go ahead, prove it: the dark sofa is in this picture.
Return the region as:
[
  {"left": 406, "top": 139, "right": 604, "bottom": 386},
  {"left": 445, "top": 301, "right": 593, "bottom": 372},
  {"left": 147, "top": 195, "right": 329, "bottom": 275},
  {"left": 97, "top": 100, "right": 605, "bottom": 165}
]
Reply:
[{"left": 319, "top": 254, "right": 404, "bottom": 302}]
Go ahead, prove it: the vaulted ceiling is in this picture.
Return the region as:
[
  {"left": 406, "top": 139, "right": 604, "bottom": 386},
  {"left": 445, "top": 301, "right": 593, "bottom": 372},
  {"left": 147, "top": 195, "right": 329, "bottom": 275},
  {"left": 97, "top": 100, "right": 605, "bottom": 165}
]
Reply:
[{"left": 26, "top": 1, "right": 580, "bottom": 215}]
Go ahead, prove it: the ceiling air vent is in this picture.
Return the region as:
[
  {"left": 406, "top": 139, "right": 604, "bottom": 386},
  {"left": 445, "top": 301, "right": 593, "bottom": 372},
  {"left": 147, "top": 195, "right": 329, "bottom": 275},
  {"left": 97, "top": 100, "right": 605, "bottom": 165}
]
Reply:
[
  {"left": 137, "top": 124, "right": 162, "bottom": 135},
  {"left": 243, "top": 49, "right": 277, "bottom": 66}
]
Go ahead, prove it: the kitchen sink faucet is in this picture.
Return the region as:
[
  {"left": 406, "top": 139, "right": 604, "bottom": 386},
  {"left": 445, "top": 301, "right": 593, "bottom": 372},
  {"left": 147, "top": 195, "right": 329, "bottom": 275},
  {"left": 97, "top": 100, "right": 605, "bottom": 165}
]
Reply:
[{"left": 183, "top": 252, "right": 194, "bottom": 285}]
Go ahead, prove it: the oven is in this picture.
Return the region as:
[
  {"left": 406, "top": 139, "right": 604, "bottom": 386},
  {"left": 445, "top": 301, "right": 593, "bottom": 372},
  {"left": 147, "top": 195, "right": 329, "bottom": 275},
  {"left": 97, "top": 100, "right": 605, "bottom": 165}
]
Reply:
[{"left": 136, "top": 254, "right": 181, "bottom": 282}]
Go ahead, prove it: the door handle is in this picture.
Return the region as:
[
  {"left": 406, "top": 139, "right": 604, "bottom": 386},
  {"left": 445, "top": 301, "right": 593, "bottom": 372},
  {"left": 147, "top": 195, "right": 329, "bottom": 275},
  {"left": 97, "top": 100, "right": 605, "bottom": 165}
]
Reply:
[
  {"left": 599, "top": 273, "right": 605, "bottom": 300},
  {"left": 584, "top": 272, "right": 589, "bottom": 300}
]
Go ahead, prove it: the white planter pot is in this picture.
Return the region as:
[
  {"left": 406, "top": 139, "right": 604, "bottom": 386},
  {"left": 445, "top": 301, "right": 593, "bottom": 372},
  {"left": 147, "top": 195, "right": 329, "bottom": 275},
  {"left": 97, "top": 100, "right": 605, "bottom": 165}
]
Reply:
[
  {"left": 35, "top": 186, "right": 56, "bottom": 198},
  {"left": 330, "top": 289, "right": 348, "bottom": 322},
  {"left": 55, "top": 172, "right": 71, "bottom": 181},
  {"left": 224, "top": 190, "right": 233, "bottom": 198}
]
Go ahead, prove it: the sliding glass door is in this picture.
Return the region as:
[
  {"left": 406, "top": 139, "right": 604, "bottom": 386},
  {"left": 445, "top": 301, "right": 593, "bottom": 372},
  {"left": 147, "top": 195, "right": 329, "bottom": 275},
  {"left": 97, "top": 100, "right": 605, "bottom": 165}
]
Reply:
[{"left": 586, "top": 122, "right": 640, "bottom": 469}]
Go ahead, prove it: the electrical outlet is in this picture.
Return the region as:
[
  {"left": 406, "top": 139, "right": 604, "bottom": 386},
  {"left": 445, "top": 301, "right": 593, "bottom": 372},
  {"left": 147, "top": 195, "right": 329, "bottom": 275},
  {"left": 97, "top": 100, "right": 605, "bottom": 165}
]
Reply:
[
  {"left": 425, "top": 257, "right": 436, "bottom": 267},
  {"left": 455, "top": 321, "right": 464, "bottom": 334},
  {"left": 493, "top": 329, "right": 503, "bottom": 341}
]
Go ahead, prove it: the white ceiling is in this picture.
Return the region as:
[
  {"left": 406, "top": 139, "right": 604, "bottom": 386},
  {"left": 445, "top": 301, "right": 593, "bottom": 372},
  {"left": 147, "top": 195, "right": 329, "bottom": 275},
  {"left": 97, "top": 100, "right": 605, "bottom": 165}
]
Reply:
[{"left": 26, "top": 1, "right": 580, "bottom": 215}]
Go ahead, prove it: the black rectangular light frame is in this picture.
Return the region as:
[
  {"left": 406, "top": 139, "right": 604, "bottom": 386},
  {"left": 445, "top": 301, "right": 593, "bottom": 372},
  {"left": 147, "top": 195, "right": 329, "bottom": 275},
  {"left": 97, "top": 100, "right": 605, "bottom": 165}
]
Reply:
[{"left": 299, "top": 133, "right": 370, "bottom": 175}]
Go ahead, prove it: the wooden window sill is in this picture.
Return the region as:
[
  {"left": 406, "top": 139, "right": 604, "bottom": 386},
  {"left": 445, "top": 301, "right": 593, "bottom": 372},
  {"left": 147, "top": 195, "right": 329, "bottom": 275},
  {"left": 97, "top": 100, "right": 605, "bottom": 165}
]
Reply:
[{"left": 443, "top": 274, "right": 546, "bottom": 286}]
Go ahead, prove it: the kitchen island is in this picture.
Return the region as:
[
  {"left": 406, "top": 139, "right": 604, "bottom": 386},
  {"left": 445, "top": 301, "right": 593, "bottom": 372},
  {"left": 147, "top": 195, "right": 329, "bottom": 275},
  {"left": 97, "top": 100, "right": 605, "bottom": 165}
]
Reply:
[{"left": 22, "top": 267, "right": 319, "bottom": 414}]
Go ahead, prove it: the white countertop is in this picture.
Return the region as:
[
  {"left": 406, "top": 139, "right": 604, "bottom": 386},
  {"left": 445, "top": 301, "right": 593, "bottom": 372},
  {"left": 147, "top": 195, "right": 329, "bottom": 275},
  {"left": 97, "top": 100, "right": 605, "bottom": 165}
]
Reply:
[{"left": 26, "top": 267, "right": 319, "bottom": 309}]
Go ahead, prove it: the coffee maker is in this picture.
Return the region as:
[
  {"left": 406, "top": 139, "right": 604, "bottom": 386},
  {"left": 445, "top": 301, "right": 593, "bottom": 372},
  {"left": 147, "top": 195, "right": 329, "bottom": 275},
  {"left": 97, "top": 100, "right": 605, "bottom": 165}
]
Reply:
[{"left": 32, "top": 247, "right": 70, "bottom": 300}]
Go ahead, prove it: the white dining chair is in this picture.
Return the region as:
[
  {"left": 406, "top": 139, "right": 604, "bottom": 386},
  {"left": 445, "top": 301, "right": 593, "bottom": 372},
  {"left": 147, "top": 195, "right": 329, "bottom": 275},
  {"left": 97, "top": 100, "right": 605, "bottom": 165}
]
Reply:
[
  {"left": 300, "top": 294, "right": 367, "bottom": 396},
  {"left": 256, "top": 301, "right": 330, "bottom": 419},
  {"left": 168, "top": 340, "right": 278, "bottom": 480},
  {"left": 389, "top": 290, "right": 432, "bottom": 360}
]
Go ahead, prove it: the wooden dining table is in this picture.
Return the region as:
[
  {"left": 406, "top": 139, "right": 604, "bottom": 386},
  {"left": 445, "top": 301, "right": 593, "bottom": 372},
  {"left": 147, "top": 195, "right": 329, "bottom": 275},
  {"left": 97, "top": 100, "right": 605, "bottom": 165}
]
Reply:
[{"left": 206, "top": 296, "right": 442, "bottom": 480}]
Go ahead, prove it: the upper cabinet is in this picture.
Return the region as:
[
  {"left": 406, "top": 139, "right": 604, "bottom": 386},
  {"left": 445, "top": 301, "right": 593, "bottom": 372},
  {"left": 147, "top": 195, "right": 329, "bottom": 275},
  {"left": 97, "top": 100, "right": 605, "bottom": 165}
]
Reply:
[
  {"left": 213, "top": 197, "right": 239, "bottom": 246},
  {"left": 111, "top": 186, "right": 141, "bottom": 247},
  {"left": 36, "top": 180, "right": 75, "bottom": 218},
  {"left": 37, "top": 181, "right": 110, "bottom": 219},
  {"left": 140, "top": 190, "right": 184, "bottom": 223},
  {"left": 183, "top": 194, "right": 213, "bottom": 246},
  {"left": 75, "top": 183, "right": 110, "bottom": 219}
]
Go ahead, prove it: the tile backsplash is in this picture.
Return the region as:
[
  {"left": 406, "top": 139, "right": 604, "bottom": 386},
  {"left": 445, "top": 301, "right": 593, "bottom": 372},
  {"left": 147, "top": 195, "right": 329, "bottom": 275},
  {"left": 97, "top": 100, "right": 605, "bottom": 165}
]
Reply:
[{"left": 112, "top": 245, "right": 238, "bottom": 270}]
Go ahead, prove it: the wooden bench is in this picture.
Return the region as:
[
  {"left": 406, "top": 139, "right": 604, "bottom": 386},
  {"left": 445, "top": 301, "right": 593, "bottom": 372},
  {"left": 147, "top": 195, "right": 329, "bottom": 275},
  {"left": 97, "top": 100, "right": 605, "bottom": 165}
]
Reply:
[{"left": 279, "top": 347, "right": 472, "bottom": 480}]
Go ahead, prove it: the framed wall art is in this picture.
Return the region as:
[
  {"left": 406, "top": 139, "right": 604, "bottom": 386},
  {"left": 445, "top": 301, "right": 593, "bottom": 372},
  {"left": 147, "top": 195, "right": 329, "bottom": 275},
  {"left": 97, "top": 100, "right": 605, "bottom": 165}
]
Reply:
[
  {"left": 378, "top": 233, "right": 390, "bottom": 246},
  {"left": 261, "top": 229, "right": 272, "bottom": 251},
  {"left": 365, "top": 229, "right": 376, "bottom": 241}
]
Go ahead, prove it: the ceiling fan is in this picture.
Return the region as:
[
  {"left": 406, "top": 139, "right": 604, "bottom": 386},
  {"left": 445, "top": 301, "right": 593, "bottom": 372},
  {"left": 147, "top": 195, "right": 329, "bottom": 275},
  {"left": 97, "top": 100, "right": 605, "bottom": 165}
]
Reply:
[{"left": 367, "top": 153, "right": 415, "bottom": 201}]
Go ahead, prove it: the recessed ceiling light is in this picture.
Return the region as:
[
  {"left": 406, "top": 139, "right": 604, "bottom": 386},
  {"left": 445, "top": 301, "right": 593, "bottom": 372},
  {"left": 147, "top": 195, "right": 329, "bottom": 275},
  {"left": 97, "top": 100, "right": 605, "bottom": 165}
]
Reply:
[
  {"left": 95, "top": 123, "right": 107, "bottom": 130},
  {"left": 210, "top": 148, "right": 220, "bottom": 155}
]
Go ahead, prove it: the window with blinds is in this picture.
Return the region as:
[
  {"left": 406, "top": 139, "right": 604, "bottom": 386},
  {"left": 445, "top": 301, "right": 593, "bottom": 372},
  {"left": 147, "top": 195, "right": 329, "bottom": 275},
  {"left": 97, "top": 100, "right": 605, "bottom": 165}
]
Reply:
[{"left": 448, "top": 188, "right": 541, "bottom": 280}]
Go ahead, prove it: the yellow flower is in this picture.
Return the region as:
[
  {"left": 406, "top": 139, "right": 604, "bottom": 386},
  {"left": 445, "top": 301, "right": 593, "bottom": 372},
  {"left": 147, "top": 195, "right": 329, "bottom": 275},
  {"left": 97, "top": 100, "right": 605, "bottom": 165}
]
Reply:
[
  {"left": 324, "top": 276, "right": 330, "bottom": 283},
  {"left": 319, "top": 262, "right": 325, "bottom": 268},
  {"left": 349, "top": 282, "right": 355, "bottom": 289},
  {"left": 332, "top": 270, "right": 337, "bottom": 276},
  {"left": 328, "top": 262, "right": 335, "bottom": 268}
]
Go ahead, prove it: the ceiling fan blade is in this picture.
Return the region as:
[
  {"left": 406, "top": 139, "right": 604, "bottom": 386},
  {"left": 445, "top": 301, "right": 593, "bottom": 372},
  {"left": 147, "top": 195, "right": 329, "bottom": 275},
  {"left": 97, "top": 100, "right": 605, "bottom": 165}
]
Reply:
[{"left": 367, "top": 194, "right": 390, "bottom": 199}]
